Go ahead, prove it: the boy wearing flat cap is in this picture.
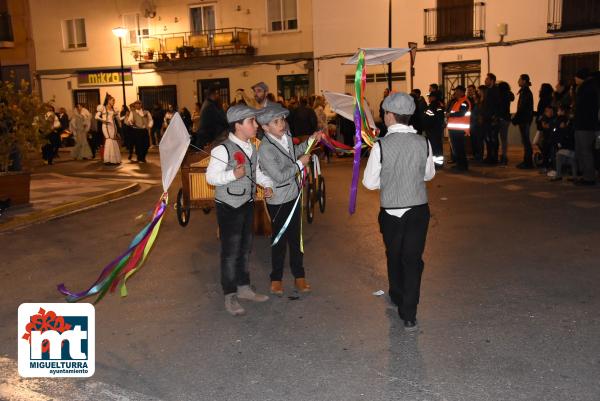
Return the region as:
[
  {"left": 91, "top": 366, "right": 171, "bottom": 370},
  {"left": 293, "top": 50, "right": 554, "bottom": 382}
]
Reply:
[
  {"left": 206, "top": 104, "right": 274, "bottom": 316},
  {"left": 362, "top": 92, "right": 435, "bottom": 331},
  {"left": 257, "top": 103, "right": 323, "bottom": 296}
]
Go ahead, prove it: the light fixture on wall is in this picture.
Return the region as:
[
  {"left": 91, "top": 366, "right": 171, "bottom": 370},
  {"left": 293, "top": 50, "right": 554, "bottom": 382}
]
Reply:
[
  {"left": 242, "top": 71, "right": 248, "bottom": 77},
  {"left": 236, "top": 5, "right": 242, "bottom": 11},
  {"left": 497, "top": 23, "right": 508, "bottom": 43},
  {"left": 112, "top": 27, "right": 128, "bottom": 106}
]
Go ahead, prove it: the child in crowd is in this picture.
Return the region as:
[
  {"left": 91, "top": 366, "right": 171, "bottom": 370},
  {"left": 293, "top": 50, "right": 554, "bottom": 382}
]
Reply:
[
  {"left": 205, "top": 104, "right": 274, "bottom": 316},
  {"left": 257, "top": 103, "right": 323, "bottom": 296},
  {"left": 539, "top": 105, "right": 557, "bottom": 172},
  {"left": 550, "top": 105, "right": 577, "bottom": 181}
]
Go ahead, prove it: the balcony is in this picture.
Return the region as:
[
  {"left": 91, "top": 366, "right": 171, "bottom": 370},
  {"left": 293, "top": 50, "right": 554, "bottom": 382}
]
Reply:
[
  {"left": 424, "top": 2, "right": 485, "bottom": 45},
  {"left": 547, "top": 0, "right": 600, "bottom": 32},
  {"left": 0, "top": 12, "right": 14, "bottom": 48},
  {"left": 132, "top": 27, "right": 254, "bottom": 66}
]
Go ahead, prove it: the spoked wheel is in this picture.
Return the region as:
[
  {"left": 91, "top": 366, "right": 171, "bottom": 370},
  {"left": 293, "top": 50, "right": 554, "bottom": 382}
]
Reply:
[
  {"left": 176, "top": 188, "right": 191, "bottom": 227},
  {"left": 318, "top": 176, "right": 326, "bottom": 213},
  {"left": 305, "top": 185, "right": 315, "bottom": 223}
]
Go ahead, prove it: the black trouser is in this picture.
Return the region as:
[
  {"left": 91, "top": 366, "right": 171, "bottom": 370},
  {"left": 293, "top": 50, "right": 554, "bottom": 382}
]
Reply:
[
  {"left": 484, "top": 121, "right": 499, "bottom": 162},
  {"left": 519, "top": 122, "right": 533, "bottom": 165},
  {"left": 379, "top": 205, "right": 430, "bottom": 322},
  {"left": 121, "top": 125, "right": 134, "bottom": 158},
  {"left": 449, "top": 130, "right": 468, "bottom": 170},
  {"left": 472, "top": 126, "right": 485, "bottom": 161},
  {"left": 132, "top": 127, "right": 149, "bottom": 162},
  {"left": 426, "top": 128, "right": 444, "bottom": 161},
  {"left": 216, "top": 201, "right": 254, "bottom": 295},
  {"left": 150, "top": 125, "right": 161, "bottom": 146},
  {"left": 267, "top": 199, "right": 304, "bottom": 281}
]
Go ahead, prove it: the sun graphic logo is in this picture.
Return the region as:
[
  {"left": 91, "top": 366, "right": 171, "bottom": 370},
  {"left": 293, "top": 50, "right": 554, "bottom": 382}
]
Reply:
[{"left": 18, "top": 303, "right": 95, "bottom": 377}]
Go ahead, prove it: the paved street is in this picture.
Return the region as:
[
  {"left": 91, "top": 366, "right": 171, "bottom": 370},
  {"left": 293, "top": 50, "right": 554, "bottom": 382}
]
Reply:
[{"left": 1, "top": 156, "right": 599, "bottom": 401}]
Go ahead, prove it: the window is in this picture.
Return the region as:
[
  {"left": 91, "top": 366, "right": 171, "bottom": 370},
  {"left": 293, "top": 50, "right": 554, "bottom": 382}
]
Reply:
[
  {"left": 0, "top": 0, "right": 14, "bottom": 44},
  {"left": 559, "top": 52, "right": 600, "bottom": 84},
  {"left": 267, "top": 0, "right": 298, "bottom": 32},
  {"left": 62, "top": 18, "right": 86, "bottom": 49},
  {"left": 122, "top": 13, "right": 149, "bottom": 46},
  {"left": 138, "top": 85, "right": 178, "bottom": 110},
  {"left": 190, "top": 5, "right": 216, "bottom": 33},
  {"left": 548, "top": 0, "right": 600, "bottom": 32}
]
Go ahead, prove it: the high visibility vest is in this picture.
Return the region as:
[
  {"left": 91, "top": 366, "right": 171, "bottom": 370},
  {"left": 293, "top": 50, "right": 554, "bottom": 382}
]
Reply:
[{"left": 447, "top": 96, "right": 472, "bottom": 135}]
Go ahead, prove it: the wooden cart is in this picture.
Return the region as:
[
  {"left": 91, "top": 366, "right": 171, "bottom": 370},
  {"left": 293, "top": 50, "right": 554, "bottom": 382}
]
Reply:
[{"left": 175, "top": 148, "right": 272, "bottom": 236}]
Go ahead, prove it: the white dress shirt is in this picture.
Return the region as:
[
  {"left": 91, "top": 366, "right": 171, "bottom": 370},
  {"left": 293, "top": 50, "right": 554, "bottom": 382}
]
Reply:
[
  {"left": 362, "top": 124, "right": 435, "bottom": 218},
  {"left": 206, "top": 133, "right": 273, "bottom": 189},
  {"left": 266, "top": 132, "right": 305, "bottom": 171}
]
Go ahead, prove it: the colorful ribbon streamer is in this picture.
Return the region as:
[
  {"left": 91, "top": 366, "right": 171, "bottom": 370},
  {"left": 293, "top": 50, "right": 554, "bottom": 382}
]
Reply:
[
  {"left": 348, "top": 49, "right": 367, "bottom": 215},
  {"left": 57, "top": 193, "right": 168, "bottom": 304},
  {"left": 271, "top": 137, "right": 315, "bottom": 247}
]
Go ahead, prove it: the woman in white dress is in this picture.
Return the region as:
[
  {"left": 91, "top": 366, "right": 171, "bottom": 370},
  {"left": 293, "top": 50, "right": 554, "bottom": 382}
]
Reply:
[
  {"left": 70, "top": 104, "right": 93, "bottom": 160},
  {"left": 95, "top": 94, "right": 121, "bottom": 165}
]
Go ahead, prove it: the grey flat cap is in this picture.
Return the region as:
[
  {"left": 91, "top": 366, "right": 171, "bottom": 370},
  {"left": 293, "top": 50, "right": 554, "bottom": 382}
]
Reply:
[
  {"left": 226, "top": 104, "right": 264, "bottom": 123},
  {"left": 256, "top": 103, "right": 289, "bottom": 125},
  {"left": 381, "top": 92, "right": 415, "bottom": 116},
  {"left": 251, "top": 81, "right": 269, "bottom": 92}
]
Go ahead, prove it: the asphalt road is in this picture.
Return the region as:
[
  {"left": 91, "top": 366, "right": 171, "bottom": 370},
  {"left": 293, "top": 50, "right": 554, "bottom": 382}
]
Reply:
[{"left": 1, "top": 157, "right": 599, "bottom": 401}]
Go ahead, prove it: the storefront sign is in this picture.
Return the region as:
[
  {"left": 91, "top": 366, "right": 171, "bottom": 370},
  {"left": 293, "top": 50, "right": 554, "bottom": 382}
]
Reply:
[{"left": 77, "top": 69, "right": 133, "bottom": 87}]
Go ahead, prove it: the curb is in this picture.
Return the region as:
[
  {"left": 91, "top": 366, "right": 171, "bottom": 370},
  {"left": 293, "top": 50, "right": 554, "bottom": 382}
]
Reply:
[{"left": 0, "top": 183, "right": 141, "bottom": 233}]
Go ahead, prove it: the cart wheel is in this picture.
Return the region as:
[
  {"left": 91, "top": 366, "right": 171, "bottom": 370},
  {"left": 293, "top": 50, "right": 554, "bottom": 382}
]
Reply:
[
  {"left": 533, "top": 152, "right": 544, "bottom": 167},
  {"left": 202, "top": 207, "right": 211, "bottom": 215},
  {"left": 176, "top": 188, "right": 190, "bottom": 227},
  {"left": 318, "top": 176, "right": 326, "bottom": 213},
  {"left": 306, "top": 185, "right": 314, "bottom": 224}
]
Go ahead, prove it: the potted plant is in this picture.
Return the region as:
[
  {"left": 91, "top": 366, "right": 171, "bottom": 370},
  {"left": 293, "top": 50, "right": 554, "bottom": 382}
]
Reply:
[
  {"left": 145, "top": 48, "right": 155, "bottom": 61},
  {"left": 245, "top": 45, "right": 256, "bottom": 56},
  {"left": 176, "top": 46, "right": 185, "bottom": 59},
  {"left": 0, "top": 78, "right": 51, "bottom": 206},
  {"left": 159, "top": 52, "right": 169, "bottom": 61},
  {"left": 131, "top": 50, "right": 140, "bottom": 60},
  {"left": 183, "top": 45, "right": 195, "bottom": 58}
]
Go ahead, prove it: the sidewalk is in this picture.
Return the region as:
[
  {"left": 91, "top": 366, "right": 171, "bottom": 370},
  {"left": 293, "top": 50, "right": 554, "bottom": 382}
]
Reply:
[{"left": 0, "top": 148, "right": 160, "bottom": 233}]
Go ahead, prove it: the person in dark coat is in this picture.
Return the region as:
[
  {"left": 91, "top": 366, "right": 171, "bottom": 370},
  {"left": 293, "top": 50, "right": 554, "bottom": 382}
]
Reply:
[
  {"left": 512, "top": 74, "right": 535, "bottom": 169},
  {"left": 423, "top": 90, "right": 445, "bottom": 168},
  {"left": 482, "top": 73, "right": 501, "bottom": 164},
  {"left": 378, "top": 88, "right": 390, "bottom": 137},
  {"left": 497, "top": 81, "right": 515, "bottom": 165},
  {"left": 150, "top": 104, "right": 165, "bottom": 146},
  {"left": 573, "top": 68, "right": 600, "bottom": 185},
  {"left": 288, "top": 97, "right": 318, "bottom": 138},
  {"left": 195, "top": 86, "right": 228, "bottom": 149},
  {"left": 409, "top": 89, "right": 427, "bottom": 136}
]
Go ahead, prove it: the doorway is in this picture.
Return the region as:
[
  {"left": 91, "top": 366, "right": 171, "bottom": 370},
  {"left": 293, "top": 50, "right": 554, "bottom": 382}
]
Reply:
[
  {"left": 197, "top": 78, "right": 230, "bottom": 105},
  {"left": 441, "top": 60, "right": 481, "bottom": 102}
]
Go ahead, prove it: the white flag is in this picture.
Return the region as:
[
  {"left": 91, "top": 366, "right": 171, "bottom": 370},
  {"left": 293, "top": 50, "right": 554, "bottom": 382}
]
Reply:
[{"left": 159, "top": 113, "right": 190, "bottom": 193}]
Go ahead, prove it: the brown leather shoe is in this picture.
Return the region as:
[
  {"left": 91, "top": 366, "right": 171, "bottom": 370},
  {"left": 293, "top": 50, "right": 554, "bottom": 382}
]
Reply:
[
  {"left": 270, "top": 280, "right": 284, "bottom": 296},
  {"left": 294, "top": 278, "right": 311, "bottom": 293}
]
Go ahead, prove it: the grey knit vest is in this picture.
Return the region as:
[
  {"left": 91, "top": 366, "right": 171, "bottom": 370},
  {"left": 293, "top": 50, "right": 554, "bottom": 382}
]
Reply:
[
  {"left": 214, "top": 139, "right": 257, "bottom": 208},
  {"left": 379, "top": 131, "right": 429, "bottom": 209}
]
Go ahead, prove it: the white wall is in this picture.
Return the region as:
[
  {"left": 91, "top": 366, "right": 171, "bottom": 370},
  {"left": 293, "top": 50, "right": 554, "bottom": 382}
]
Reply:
[{"left": 39, "top": 61, "right": 309, "bottom": 111}]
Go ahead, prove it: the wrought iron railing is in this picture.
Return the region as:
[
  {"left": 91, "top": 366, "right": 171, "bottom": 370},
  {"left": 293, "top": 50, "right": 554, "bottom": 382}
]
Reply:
[
  {"left": 547, "top": 0, "right": 600, "bottom": 32},
  {"left": 424, "top": 2, "right": 485, "bottom": 45},
  {"left": 0, "top": 13, "right": 14, "bottom": 46},
  {"left": 131, "top": 27, "right": 254, "bottom": 63}
]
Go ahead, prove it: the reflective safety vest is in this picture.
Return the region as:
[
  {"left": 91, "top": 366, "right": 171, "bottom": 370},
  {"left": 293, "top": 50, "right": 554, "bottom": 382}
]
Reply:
[{"left": 447, "top": 96, "right": 472, "bottom": 135}]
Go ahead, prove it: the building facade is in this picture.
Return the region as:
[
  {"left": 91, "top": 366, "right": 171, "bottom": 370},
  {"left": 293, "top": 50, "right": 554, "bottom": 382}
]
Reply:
[
  {"left": 0, "top": 0, "right": 35, "bottom": 90},
  {"left": 28, "top": 0, "right": 600, "bottom": 122},
  {"left": 313, "top": 0, "right": 600, "bottom": 115},
  {"left": 30, "top": 0, "right": 314, "bottom": 113}
]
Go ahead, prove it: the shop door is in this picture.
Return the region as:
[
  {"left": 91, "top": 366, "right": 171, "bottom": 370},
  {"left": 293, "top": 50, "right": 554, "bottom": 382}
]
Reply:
[
  {"left": 277, "top": 74, "right": 309, "bottom": 101},
  {"left": 138, "top": 85, "right": 178, "bottom": 110},
  {"left": 198, "top": 78, "right": 230, "bottom": 105},
  {"left": 441, "top": 60, "right": 481, "bottom": 102},
  {"left": 73, "top": 89, "right": 100, "bottom": 131}
]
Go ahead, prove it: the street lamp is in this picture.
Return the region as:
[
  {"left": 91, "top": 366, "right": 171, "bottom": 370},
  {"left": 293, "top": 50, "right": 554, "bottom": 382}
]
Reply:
[
  {"left": 387, "top": 0, "right": 392, "bottom": 91},
  {"left": 112, "top": 27, "right": 128, "bottom": 106}
]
